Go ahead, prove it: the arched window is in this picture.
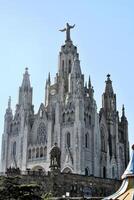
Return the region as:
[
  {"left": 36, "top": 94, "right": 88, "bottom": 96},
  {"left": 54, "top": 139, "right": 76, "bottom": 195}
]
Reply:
[
  {"left": 32, "top": 148, "right": 35, "bottom": 158},
  {"left": 119, "top": 147, "right": 123, "bottom": 160},
  {"left": 89, "top": 115, "right": 91, "bottom": 125},
  {"left": 63, "top": 113, "right": 65, "bottom": 123},
  {"left": 40, "top": 147, "right": 43, "bottom": 157},
  {"left": 62, "top": 167, "right": 72, "bottom": 173},
  {"left": 13, "top": 141, "right": 16, "bottom": 156},
  {"left": 28, "top": 149, "right": 31, "bottom": 159},
  {"left": 67, "top": 132, "right": 71, "bottom": 147},
  {"left": 71, "top": 111, "right": 74, "bottom": 121},
  {"left": 37, "top": 123, "right": 47, "bottom": 144},
  {"left": 44, "top": 147, "right": 47, "bottom": 158},
  {"left": 85, "top": 133, "right": 89, "bottom": 148},
  {"left": 101, "top": 128, "right": 106, "bottom": 152},
  {"left": 36, "top": 147, "right": 39, "bottom": 158},
  {"left": 112, "top": 166, "right": 115, "bottom": 178},
  {"left": 85, "top": 167, "right": 89, "bottom": 176},
  {"left": 68, "top": 116, "right": 71, "bottom": 122},
  {"left": 103, "top": 167, "right": 106, "bottom": 178},
  {"left": 10, "top": 124, "right": 12, "bottom": 132},
  {"left": 69, "top": 59, "right": 71, "bottom": 73}
]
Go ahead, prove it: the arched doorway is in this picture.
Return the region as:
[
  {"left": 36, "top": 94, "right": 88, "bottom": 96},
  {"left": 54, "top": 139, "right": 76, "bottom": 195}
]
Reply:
[
  {"left": 62, "top": 167, "right": 72, "bottom": 174},
  {"left": 32, "top": 165, "right": 45, "bottom": 173}
]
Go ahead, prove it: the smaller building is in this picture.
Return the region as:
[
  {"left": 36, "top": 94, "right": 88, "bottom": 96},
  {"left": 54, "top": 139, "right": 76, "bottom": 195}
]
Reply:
[{"left": 104, "top": 144, "right": 134, "bottom": 200}]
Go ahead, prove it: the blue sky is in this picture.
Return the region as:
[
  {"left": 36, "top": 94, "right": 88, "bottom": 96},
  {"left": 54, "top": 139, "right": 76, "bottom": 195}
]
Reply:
[{"left": 0, "top": 0, "right": 134, "bottom": 155}]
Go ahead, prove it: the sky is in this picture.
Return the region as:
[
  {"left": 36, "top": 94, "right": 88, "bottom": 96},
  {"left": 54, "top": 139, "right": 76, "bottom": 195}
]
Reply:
[{"left": 0, "top": 0, "right": 134, "bottom": 157}]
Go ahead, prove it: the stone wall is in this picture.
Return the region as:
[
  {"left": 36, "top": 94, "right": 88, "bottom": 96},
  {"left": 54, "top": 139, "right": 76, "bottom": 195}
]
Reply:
[{"left": 0, "top": 170, "right": 121, "bottom": 198}]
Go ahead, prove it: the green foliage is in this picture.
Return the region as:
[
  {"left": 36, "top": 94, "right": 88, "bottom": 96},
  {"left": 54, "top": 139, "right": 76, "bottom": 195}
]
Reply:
[{"left": 0, "top": 176, "right": 42, "bottom": 200}]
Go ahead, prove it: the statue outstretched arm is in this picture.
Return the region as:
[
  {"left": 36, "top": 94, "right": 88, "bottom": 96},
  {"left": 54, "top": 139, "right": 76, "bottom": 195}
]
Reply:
[
  {"left": 59, "top": 28, "right": 66, "bottom": 32},
  {"left": 70, "top": 24, "right": 75, "bottom": 29}
]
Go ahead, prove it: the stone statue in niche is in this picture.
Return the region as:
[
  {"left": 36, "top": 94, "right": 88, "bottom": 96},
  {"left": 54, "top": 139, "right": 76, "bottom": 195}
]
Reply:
[{"left": 50, "top": 143, "right": 61, "bottom": 170}]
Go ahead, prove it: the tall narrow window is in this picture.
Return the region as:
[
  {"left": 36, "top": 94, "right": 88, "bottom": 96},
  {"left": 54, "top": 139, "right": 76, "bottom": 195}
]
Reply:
[
  {"left": 36, "top": 147, "right": 39, "bottom": 158},
  {"left": 40, "top": 147, "right": 43, "bottom": 157},
  {"left": 89, "top": 115, "right": 91, "bottom": 125},
  {"left": 44, "top": 147, "right": 47, "bottom": 158},
  {"left": 28, "top": 149, "right": 31, "bottom": 159},
  {"left": 85, "top": 167, "right": 89, "bottom": 176},
  {"left": 62, "top": 60, "right": 64, "bottom": 74},
  {"left": 32, "top": 148, "right": 35, "bottom": 158},
  {"left": 112, "top": 166, "right": 115, "bottom": 178},
  {"left": 67, "top": 132, "right": 71, "bottom": 147},
  {"left": 69, "top": 60, "right": 71, "bottom": 73},
  {"left": 85, "top": 133, "right": 89, "bottom": 148},
  {"left": 13, "top": 141, "right": 16, "bottom": 156},
  {"left": 63, "top": 113, "right": 65, "bottom": 122},
  {"left": 37, "top": 122, "right": 46, "bottom": 144},
  {"left": 101, "top": 128, "right": 106, "bottom": 152},
  {"left": 103, "top": 167, "right": 106, "bottom": 178}
]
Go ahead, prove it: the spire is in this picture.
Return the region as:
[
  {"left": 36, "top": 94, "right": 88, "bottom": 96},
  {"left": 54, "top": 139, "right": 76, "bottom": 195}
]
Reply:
[
  {"left": 102, "top": 74, "right": 116, "bottom": 112},
  {"left": 88, "top": 75, "right": 91, "bottom": 88},
  {"left": 19, "top": 68, "right": 33, "bottom": 107},
  {"left": 21, "top": 68, "right": 31, "bottom": 90},
  {"left": 122, "top": 104, "right": 125, "bottom": 117},
  {"left": 8, "top": 96, "right": 11, "bottom": 110},
  {"left": 121, "top": 104, "right": 127, "bottom": 121},
  {"left": 48, "top": 72, "right": 51, "bottom": 85},
  {"left": 105, "top": 74, "right": 114, "bottom": 94},
  {"left": 6, "top": 96, "right": 12, "bottom": 114}
]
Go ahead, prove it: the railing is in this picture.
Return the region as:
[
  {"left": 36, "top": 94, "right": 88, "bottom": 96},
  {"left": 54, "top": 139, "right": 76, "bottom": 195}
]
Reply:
[{"left": 0, "top": 169, "right": 48, "bottom": 177}]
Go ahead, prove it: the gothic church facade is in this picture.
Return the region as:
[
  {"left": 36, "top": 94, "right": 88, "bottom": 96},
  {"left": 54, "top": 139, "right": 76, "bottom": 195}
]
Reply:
[{"left": 1, "top": 24, "right": 129, "bottom": 179}]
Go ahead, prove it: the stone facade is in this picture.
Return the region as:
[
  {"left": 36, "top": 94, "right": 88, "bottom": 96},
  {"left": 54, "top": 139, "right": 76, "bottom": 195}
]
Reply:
[{"left": 0, "top": 24, "right": 129, "bottom": 180}]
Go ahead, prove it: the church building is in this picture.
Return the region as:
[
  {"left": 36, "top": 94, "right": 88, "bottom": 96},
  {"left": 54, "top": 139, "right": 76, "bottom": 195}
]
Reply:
[{"left": 1, "top": 24, "right": 129, "bottom": 179}]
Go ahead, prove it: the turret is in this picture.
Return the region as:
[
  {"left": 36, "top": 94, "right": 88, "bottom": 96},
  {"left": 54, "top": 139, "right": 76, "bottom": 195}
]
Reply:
[
  {"left": 88, "top": 75, "right": 91, "bottom": 89},
  {"left": 120, "top": 105, "right": 129, "bottom": 167},
  {"left": 121, "top": 105, "right": 127, "bottom": 122},
  {"left": 101, "top": 74, "right": 117, "bottom": 159},
  {"left": 4, "top": 96, "right": 13, "bottom": 134},
  {"left": 18, "top": 68, "right": 33, "bottom": 109},
  {"left": 87, "top": 75, "right": 94, "bottom": 98},
  {"left": 45, "top": 73, "right": 51, "bottom": 107},
  {"left": 102, "top": 74, "right": 116, "bottom": 116}
]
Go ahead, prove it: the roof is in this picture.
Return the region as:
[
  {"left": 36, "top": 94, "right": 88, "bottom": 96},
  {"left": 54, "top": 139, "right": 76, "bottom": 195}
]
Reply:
[{"left": 103, "top": 145, "right": 134, "bottom": 200}]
